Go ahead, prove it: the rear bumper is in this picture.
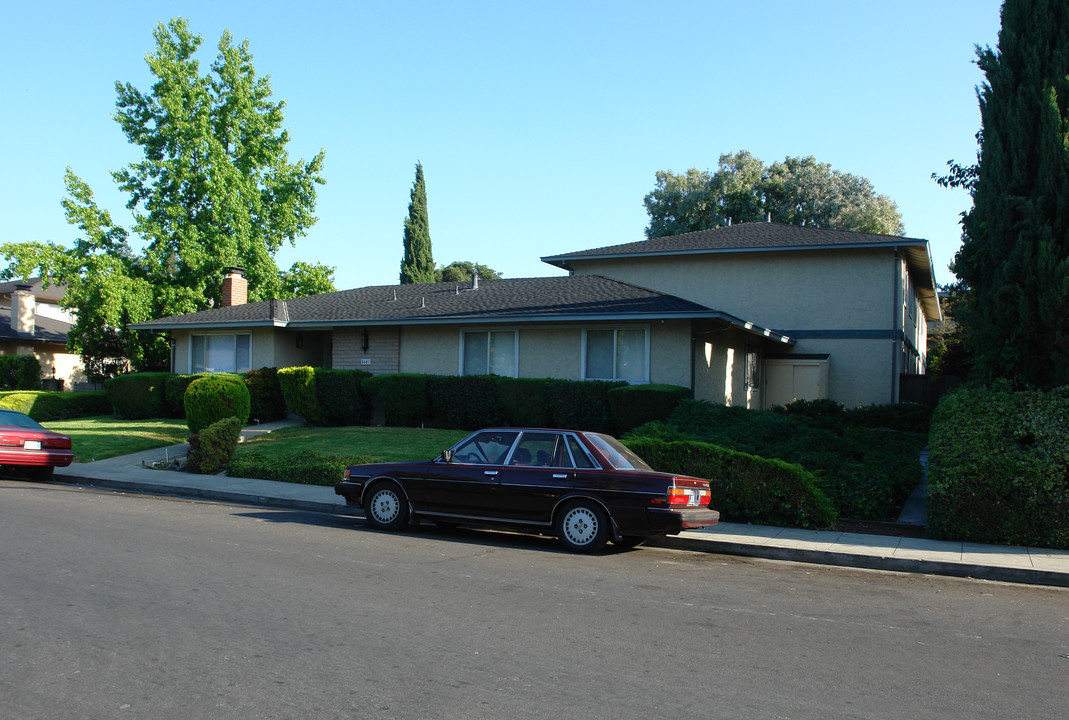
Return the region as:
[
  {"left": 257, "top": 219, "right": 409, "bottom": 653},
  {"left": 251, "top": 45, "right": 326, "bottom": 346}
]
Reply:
[
  {"left": 0, "top": 449, "right": 73, "bottom": 468},
  {"left": 647, "top": 507, "right": 720, "bottom": 535}
]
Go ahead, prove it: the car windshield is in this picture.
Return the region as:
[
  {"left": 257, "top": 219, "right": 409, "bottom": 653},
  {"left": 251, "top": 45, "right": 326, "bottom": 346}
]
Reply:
[
  {"left": 0, "top": 410, "right": 44, "bottom": 430},
  {"left": 585, "top": 433, "right": 654, "bottom": 471}
]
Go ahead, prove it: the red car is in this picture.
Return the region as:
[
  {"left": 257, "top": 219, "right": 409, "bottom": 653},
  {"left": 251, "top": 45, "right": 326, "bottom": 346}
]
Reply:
[
  {"left": 335, "top": 427, "right": 719, "bottom": 553},
  {"left": 0, "top": 409, "right": 74, "bottom": 481}
]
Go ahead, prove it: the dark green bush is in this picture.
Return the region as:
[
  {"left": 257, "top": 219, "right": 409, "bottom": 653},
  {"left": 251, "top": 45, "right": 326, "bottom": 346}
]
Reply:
[
  {"left": 315, "top": 369, "right": 373, "bottom": 426},
  {"left": 184, "top": 375, "right": 251, "bottom": 434},
  {"left": 105, "top": 372, "right": 171, "bottom": 419},
  {"left": 546, "top": 379, "right": 624, "bottom": 433},
  {"left": 632, "top": 399, "right": 925, "bottom": 521},
  {"left": 0, "top": 355, "right": 42, "bottom": 390},
  {"left": 427, "top": 375, "right": 506, "bottom": 429},
  {"left": 0, "top": 390, "right": 111, "bottom": 420},
  {"left": 227, "top": 450, "right": 377, "bottom": 485},
  {"left": 608, "top": 384, "right": 692, "bottom": 434},
  {"left": 164, "top": 374, "right": 199, "bottom": 417},
  {"left": 927, "top": 383, "right": 1069, "bottom": 549},
  {"left": 496, "top": 378, "right": 552, "bottom": 427},
  {"left": 361, "top": 374, "right": 431, "bottom": 426},
  {"left": 277, "top": 366, "right": 322, "bottom": 424},
  {"left": 186, "top": 416, "right": 242, "bottom": 474},
  {"left": 244, "top": 367, "right": 288, "bottom": 423},
  {"left": 624, "top": 436, "right": 836, "bottom": 528},
  {"left": 847, "top": 402, "right": 932, "bottom": 433}
]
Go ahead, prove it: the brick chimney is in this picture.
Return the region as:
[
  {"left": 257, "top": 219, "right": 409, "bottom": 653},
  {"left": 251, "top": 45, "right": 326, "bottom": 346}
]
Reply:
[
  {"left": 11, "top": 283, "right": 35, "bottom": 335},
  {"left": 221, "top": 267, "right": 248, "bottom": 307}
]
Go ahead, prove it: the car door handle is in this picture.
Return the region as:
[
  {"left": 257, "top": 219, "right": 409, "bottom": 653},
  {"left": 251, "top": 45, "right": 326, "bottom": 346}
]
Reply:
[
  {"left": 552, "top": 473, "right": 568, "bottom": 479},
  {"left": 484, "top": 470, "right": 498, "bottom": 476}
]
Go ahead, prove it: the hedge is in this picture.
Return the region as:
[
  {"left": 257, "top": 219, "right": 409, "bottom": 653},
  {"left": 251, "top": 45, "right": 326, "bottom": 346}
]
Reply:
[
  {"left": 0, "top": 390, "right": 111, "bottom": 421},
  {"left": 362, "top": 373, "right": 431, "bottom": 426},
  {"left": 624, "top": 436, "right": 836, "bottom": 528},
  {"left": 0, "top": 355, "right": 42, "bottom": 390},
  {"left": 427, "top": 375, "right": 506, "bottom": 429},
  {"left": 105, "top": 372, "right": 172, "bottom": 419},
  {"left": 632, "top": 400, "right": 925, "bottom": 521},
  {"left": 927, "top": 383, "right": 1069, "bottom": 549},
  {"left": 277, "top": 366, "right": 322, "bottom": 424},
  {"left": 608, "top": 384, "right": 692, "bottom": 434},
  {"left": 315, "top": 369, "right": 373, "bottom": 426},
  {"left": 245, "top": 367, "right": 288, "bottom": 423},
  {"left": 227, "top": 450, "right": 376, "bottom": 485}
]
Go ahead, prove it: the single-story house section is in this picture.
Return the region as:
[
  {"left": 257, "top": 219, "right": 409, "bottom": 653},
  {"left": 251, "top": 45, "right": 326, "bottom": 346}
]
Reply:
[
  {"left": 542, "top": 222, "right": 941, "bottom": 407},
  {"left": 131, "top": 270, "right": 793, "bottom": 409},
  {"left": 0, "top": 279, "right": 84, "bottom": 390},
  {"left": 131, "top": 222, "right": 941, "bottom": 409}
]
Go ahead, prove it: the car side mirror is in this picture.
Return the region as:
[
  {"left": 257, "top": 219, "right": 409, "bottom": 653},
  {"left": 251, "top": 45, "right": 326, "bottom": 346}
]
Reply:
[{"left": 440, "top": 450, "right": 453, "bottom": 464}]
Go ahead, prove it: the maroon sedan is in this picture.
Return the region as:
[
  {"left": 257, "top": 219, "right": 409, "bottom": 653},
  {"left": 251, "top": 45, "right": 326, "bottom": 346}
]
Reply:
[
  {"left": 0, "top": 409, "right": 74, "bottom": 481},
  {"left": 335, "top": 427, "right": 719, "bottom": 553}
]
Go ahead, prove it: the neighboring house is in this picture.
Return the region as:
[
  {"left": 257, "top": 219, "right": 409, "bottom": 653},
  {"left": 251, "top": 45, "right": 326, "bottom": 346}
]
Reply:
[
  {"left": 131, "top": 223, "right": 940, "bottom": 409},
  {"left": 542, "top": 223, "right": 940, "bottom": 407},
  {"left": 0, "top": 278, "right": 85, "bottom": 389}
]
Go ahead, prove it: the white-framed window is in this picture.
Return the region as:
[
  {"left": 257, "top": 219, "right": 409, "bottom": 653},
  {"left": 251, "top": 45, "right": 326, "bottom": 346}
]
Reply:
[
  {"left": 191, "top": 334, "right": 251, "bottom": 374},
  {"left": 460, "top": 330, "right": 518, "bottom": 377},
  {"left": 582, "top": 326, "right": 649, "bottom": 383}
]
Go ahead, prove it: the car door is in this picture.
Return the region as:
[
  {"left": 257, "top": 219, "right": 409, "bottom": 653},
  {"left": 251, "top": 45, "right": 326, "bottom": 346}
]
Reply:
[
  {"left": 495, "top": 432, "right": 577, "bottom": 523},
  {"left": 408, "top": 430, "right": 518, "bottom": 518}
]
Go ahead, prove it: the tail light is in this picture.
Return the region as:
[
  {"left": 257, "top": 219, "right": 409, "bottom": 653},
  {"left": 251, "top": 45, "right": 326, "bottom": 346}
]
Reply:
[
  {"left": 44, "top": 436, "right": 72, "bottom": 449},
  {"left": 343, "top": 467, "right": 351, "bottom": 479},
  {"left": 665, "top": 484, "right": 711, "bottom": 508}
]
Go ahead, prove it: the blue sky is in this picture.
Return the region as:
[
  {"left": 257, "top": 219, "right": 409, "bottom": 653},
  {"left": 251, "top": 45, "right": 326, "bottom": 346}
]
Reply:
[{"left": 1, "top": 1, "right": 1002, "bottom": 292}]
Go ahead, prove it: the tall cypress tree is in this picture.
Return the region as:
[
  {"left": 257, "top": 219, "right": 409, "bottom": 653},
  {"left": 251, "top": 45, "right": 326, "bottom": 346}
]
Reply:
[
  {"left": 399, "top": 162, "right": 435, "bottom": 284},
  {"left": 952, "top": 0, "right": 1069, "bottom": 387}
]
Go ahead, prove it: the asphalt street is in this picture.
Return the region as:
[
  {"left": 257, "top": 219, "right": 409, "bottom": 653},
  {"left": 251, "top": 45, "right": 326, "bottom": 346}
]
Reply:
[{"left": 2, "top": 480, "right": 1068, "bottom": 720}]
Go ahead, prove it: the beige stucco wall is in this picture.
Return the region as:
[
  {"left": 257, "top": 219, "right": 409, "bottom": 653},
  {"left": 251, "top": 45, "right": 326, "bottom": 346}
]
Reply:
[
  {"left": 566, "top": 249, "right": 895, "bottom": 331},
  {"left": 0, "top": 341, "right": 86, "bottom": 389},
  {"left": 693, "top": 328, "right": 755, "bottom": 408},
  {"left": 170, "top": 327, "right": 323, "bottom": 374},
  {"left": 397, "top": 321, "right": 693, "bottom": 386}
]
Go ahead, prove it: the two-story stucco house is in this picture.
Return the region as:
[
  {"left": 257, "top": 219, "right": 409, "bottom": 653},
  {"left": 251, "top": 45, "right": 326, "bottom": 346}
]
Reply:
[
  {"left": 0, "top": 278, "right": 84, "bottom": 389},
  {"left": 131, "top": 223, "right": 940, "bottom": 409}
]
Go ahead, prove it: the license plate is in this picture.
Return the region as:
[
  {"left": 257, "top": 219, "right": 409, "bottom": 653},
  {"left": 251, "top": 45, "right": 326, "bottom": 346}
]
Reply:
[{"left": 24, "top": 440, "right": 41, "bottom": 450}]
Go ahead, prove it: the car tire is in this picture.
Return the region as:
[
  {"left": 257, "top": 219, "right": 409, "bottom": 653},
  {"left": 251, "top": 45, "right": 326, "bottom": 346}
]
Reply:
[
  {"left": 555, "top": 500, "right": 609, "bottom": 553},
  {"left": 364, "top": 481, "right": 409, "bottom": 531}
]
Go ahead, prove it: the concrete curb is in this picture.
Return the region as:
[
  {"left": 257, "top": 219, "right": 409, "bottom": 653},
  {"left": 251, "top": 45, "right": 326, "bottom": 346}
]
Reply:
[{"left": 652, "top": 535, "right": 1069, "bottom": 588}]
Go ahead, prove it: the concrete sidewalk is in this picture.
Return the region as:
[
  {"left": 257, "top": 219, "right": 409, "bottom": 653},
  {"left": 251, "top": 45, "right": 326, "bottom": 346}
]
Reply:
[{"left": 51, "top": 434, "right": 1069, "bottom": 589}]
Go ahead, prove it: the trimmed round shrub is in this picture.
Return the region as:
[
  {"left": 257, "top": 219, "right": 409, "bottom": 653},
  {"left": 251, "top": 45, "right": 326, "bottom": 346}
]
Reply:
[
  {"left": 186, "top": 416, "right": 242, "bottom": 474},
  {"left": 184, "top": 375, "right": 251, "bottom": 434}
]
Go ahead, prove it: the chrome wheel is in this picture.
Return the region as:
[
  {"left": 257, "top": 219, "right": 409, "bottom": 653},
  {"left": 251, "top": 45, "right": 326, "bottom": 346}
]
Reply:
[
  {"left": 555, "top": 501, "right": 609, "bottom": 553},
  {"left": 365, "top": 482, "right": 408, "bottom": 531}
]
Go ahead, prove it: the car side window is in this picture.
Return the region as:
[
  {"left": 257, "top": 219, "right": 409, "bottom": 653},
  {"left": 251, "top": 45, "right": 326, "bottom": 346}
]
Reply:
[
  {"left": 566, "top": 435, "right": 596, "bottom": 469},
  {"left": 452, "top": 431, "right": 519, "bottom": 465},
  {"left": 509, "top": 432, "right": 573, "bottom": 468}
]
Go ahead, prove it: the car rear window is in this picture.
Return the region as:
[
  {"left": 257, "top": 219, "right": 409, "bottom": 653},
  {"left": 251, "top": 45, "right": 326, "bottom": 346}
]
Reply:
[
  {"left": 0, "top": 410, "right": 44, "bottom": 430},
  {"left": 586, "top": 433, "right": 654, "bottom": 471}
]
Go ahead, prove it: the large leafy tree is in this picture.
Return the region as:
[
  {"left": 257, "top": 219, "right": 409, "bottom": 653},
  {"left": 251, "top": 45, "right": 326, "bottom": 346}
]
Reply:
[
  {"left": 644, "top": 151, "right": 904, "bottom": 239},
  {"left": 947, "top": 0, "right": 1069, "bottom": 387},
  {"left": 436, "top": 261, "right": 502, "bottom": 283},
  {"left": 0, "top": 18, "right": 331, "bottom": 377},
  {"left": 399, "top": 162, "right": 435, "bottom": 284}
]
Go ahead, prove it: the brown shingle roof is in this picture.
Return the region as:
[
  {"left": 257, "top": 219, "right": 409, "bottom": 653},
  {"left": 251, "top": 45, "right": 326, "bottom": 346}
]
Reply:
[
  {"left": 542, "top": 222, "right": 929, "bottom": 264},
  {"left": 132, "top": 275, "right": 719, "bottom": 330}
]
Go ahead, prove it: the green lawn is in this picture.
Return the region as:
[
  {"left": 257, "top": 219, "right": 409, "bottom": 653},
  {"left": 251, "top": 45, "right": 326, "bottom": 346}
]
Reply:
[
  {"left": 43, "top": 416, "right": 190, "bottom": 463},
  {"left": 234, "top": 425, "right": 468, "bottom": 462}
]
